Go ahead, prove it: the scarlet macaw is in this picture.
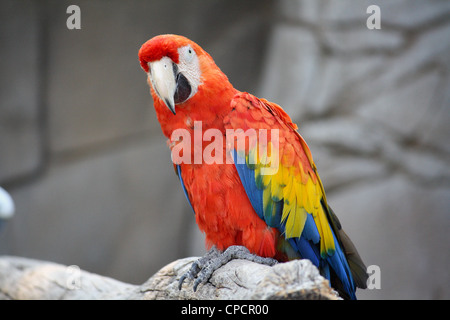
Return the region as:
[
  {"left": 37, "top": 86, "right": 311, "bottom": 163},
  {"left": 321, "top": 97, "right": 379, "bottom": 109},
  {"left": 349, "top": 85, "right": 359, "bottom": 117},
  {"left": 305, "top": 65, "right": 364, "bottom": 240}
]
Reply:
[{"left": 138, "top": 34, "right": 368, "bottom": 299}]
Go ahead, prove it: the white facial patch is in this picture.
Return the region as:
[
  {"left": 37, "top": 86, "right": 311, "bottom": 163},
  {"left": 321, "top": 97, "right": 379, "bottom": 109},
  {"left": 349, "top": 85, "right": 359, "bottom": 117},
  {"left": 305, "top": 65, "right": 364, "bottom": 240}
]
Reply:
[{"left": 177, "top": 45, "right": 201, "bottom": 100}]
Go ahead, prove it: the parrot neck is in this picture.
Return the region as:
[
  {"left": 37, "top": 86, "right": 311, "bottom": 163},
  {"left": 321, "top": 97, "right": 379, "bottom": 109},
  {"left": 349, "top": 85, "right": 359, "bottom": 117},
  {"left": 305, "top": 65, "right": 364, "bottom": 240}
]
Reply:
[{"left": 153, "top": 75, "right": 237, "bottom": 138}]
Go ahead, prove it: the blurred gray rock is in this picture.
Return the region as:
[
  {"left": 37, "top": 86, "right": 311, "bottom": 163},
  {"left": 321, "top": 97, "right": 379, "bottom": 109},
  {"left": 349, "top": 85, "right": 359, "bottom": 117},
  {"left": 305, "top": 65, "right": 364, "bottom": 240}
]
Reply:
[{"left": 0, "top": 255, "right": 339, "bottom": 300}]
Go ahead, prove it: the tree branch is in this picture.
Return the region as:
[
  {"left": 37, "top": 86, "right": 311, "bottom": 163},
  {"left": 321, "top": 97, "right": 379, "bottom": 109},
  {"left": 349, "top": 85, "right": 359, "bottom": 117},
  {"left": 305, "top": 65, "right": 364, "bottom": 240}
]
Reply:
[{"left": 0, "top": 256, "right": 339, "bottom": 300}]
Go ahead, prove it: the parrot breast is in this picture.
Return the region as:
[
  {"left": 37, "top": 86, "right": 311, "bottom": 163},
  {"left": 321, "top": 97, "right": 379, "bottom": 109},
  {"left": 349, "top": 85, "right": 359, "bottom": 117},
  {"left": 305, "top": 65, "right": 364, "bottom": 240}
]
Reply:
[{"left": 177, "top": 147, "right": 280, "bottom": 259}]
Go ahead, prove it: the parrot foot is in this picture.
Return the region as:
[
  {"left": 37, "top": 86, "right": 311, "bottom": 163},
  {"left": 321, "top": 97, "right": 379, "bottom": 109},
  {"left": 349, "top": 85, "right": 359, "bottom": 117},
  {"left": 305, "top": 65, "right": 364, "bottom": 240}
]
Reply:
[{"left": 178, "top": 245, "right": 278, "bottom": 292}]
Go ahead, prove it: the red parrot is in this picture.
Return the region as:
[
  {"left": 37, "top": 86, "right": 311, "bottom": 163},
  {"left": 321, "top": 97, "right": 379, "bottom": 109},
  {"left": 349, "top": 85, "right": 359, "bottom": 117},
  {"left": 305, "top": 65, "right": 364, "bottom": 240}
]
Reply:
[{"left": 138, "top": 34, "right": 368, "bottom": 299}]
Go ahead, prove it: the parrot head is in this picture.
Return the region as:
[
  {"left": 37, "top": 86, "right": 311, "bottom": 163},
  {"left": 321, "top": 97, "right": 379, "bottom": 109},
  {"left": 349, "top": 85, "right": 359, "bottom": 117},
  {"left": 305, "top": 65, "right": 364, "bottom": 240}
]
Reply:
[{"left": 138, "top": 34, "right": 234, "bottom": 117}]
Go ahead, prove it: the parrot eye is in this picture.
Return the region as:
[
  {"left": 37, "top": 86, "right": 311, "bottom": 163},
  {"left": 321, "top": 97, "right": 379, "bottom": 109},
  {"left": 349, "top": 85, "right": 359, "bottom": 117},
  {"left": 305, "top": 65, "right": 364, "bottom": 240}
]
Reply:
[{"left": 180, "top": 45, "right": 195, "bottom": 63}]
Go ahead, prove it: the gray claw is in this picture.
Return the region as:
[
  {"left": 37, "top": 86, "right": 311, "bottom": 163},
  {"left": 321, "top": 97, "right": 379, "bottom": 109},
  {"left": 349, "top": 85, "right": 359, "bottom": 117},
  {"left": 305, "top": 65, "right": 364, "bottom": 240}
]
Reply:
[{"left": 178, "top": 245, "right": 278, "bottom": 292}]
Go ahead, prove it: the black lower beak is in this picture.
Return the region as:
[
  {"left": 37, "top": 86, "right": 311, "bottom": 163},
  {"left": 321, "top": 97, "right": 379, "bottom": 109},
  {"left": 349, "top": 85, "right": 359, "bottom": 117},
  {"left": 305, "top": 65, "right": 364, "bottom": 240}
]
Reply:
[
  {"left": 174, "top": 72, "right": 192, "bottom": 105},
  {"left": 164, "top": 98, "right": 176, "bottom": 115}
]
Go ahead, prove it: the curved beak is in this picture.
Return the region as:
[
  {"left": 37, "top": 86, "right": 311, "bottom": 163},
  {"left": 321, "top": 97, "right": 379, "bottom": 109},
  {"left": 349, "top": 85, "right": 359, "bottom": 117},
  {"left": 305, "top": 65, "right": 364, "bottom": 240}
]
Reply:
[{"left": 148, "top": 57, "right": 177, "bottom": 115}]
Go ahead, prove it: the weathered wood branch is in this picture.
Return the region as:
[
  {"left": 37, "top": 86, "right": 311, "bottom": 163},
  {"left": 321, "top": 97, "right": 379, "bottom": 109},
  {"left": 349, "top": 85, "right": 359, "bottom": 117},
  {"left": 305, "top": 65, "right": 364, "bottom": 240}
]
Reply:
[{"left": 0, "top": 255, "right": 339, "bottom": 300}]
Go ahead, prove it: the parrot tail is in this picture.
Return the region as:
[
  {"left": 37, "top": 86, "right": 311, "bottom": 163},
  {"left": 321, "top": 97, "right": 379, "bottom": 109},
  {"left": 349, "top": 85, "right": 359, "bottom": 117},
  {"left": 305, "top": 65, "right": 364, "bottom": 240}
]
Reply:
[{"left": 326, "top": 205, "right": 369, "bottom": 294}]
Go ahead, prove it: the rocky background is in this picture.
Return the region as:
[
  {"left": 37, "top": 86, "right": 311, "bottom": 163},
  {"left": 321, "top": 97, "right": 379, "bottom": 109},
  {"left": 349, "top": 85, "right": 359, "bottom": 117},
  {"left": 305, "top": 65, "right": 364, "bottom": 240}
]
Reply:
[{"left": 0, "top": 0, "right": 449, "bottom": 299}]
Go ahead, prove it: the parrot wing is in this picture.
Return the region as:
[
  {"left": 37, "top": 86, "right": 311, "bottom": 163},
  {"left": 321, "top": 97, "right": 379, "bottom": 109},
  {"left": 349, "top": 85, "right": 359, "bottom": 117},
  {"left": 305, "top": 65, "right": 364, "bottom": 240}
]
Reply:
[
  {"left": 224, "top": 92, "right": 367, "bottom": 299},
  {"left": 174, "top": 164, "right": 194, "bottom": 213}
]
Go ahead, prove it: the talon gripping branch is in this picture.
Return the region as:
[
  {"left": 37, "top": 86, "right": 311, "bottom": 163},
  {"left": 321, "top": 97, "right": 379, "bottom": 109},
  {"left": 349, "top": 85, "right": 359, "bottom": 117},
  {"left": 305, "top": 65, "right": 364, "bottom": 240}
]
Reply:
[{"left": 138, "top": 34, "right": 368, "bottom": 299}]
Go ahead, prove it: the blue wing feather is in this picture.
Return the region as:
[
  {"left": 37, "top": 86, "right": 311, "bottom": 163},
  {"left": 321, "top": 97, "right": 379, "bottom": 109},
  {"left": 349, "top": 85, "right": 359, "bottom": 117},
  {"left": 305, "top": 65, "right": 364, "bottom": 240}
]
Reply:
[
  {"left": 233, "top": 150, "right": 264, "bottom": 220},
  {"left": 326, "top": 231, "right": 356, "bottom": 299},
  {"left": 176, "top": 165, "right": 194, "bottom": 213}
]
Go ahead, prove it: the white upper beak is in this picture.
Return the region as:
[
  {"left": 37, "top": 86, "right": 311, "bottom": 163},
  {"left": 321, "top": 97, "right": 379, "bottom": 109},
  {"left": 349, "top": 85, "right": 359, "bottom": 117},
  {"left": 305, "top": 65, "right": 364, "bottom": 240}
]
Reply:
[{"left": 149, "top": 57, "right": 176, "bottom": 114}]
